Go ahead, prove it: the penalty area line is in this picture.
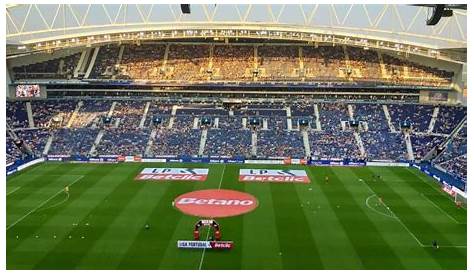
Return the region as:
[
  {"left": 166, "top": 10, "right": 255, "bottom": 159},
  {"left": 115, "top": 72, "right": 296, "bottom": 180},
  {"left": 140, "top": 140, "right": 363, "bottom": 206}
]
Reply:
[
  {"left": 359, "top": 178, "right": 426, "bottom": 247},
  {"left": 6, "top": 175, "right": 83, "bottom": 231},
  {"left": 198, "top": 165, "right": 226, "bottom": 270},
  {"left": 420, "top": 193, "right": 463, "bottom": 224}
]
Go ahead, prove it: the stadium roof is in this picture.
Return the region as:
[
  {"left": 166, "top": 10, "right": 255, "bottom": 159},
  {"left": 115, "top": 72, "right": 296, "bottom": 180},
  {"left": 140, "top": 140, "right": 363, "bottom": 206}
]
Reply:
[{"left": 6, "top": 4, "right": 466, "bottom": 52}]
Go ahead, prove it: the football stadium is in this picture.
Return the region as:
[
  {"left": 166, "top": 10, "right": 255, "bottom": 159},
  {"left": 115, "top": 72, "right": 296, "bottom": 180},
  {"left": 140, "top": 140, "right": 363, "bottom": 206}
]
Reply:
[{"left": 5, "top": 4, "right": 467, "bottom": 270}]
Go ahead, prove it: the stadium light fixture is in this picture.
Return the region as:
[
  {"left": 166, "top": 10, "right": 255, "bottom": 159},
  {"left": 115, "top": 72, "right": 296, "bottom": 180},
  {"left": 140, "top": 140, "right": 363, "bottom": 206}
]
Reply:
[{"left": 180, "top": 4, "right": 191, "bottom": 14}]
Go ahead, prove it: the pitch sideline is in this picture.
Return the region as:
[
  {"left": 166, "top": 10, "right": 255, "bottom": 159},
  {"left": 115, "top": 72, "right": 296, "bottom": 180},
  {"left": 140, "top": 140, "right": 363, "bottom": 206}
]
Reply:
[{"left": 6, "top": 175, "right": 84, "bottom": 230}]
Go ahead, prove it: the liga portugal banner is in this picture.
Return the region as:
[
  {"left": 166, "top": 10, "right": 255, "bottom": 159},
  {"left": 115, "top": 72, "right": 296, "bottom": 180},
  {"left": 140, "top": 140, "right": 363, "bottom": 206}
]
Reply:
[
  {"left": 135, "top": 168, "right": 209, "bottom": 181},
  {"left": 239, "top": 169, "right": 310, "bottom": 183},
  {"left": 177, "top": 241, "right": 233, "bottom": 249}
]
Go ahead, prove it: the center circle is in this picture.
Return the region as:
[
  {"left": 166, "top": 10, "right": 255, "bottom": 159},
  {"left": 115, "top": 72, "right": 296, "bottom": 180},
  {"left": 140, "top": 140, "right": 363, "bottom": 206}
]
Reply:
[{"left": 173, "top": 189, "right": 258, "bottom": 218}]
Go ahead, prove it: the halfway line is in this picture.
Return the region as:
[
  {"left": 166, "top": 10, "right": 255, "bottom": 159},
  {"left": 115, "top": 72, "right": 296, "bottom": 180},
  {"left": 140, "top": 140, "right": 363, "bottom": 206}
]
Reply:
[{"left": 198, "top": 164, "right": 226, "bottom": 270}]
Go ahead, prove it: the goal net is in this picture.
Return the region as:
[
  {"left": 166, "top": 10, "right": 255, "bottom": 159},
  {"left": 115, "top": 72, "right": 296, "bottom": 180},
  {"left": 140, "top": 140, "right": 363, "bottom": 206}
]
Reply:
[{"left": 454, "top": 191, "right": 467, "bottom": 207}]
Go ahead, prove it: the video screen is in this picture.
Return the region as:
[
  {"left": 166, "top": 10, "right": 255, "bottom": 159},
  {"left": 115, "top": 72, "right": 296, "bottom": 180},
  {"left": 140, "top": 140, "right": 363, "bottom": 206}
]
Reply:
[
  {"left": 16, "top": 84, "right": 41, "bottom": 98},
  {"left": 429, "top": 91, "right": 448, "bottom": 102}
]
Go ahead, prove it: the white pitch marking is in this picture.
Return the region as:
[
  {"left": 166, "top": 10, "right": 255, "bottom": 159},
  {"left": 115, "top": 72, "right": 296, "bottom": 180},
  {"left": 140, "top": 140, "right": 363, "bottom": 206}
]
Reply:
[
  {"left": 6, "top": 175, "right": 83, "bottom": 230},
  {"left": 198, "top": 165, "right": 226, "bottom": 270},
  {"left": 365, "top": 194, "right": 396, "bottom": 219},
  {"left": 6, "top": 186, "right": 21, "bottom": 196},
  {"left": 420, "top": 193, "right": 463, "bottom": 224},
  {"left": 359, "top": 177, "right": 425, "bottom": 247}
]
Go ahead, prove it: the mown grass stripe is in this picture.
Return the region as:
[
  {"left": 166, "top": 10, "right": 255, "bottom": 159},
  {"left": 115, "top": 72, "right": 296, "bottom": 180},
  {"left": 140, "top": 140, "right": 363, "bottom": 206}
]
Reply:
[
  {"left": 270, "top": 178, "right": 324, "bottom": 269},
  {"left": 7, "top": 175, "right": 83, "bottom": 231},
  {"left": 298, "top": 166, "right": 364, "bottom": 269},
  {"left": 377, "top": 167, "right": 466, "bottom": 245},
  {"left": 117, "top": 165, "right": 209, "bottom": 269},
  {"left": 317, "top": 167, "right": 405, "bottom": 270},
  {"left": 33, "top": 164, "right": 144, "bottom": 269},
  {"left": 7, "top": 164, "right": 126, "bottom": 269},
  {"left": 240, "top": 178, "right": 283, "bottom": 269},
  {"left": 404, "top": 168, "right": 467, "bottom": 221},
  {"left": 196, "top": 164, "right": 246, "bottom": 270},
  {"left": 359, "top": 167, "right": 466, "bottom": 270},
  {"left": 156, "top": 164, "right": 225, "bottom": 270}
]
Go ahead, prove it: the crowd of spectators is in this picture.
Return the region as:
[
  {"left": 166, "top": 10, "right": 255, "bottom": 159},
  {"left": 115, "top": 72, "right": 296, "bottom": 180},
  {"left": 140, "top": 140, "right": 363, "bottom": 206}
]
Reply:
[
  {"left": 382, "top": 54, "right": 452, "bottom": 86},
  {"left": 212, "top": 45, "right": 254, "bottom": 80},
  {"left": 434, "top": 105, "right": 466, "bottom": 134},
  {"left": 410, "top": 135, "right": 445, "bottom": 160},
  {"left": 7, "top": 101, "right": 29, "bottom": 128},
  {"left": 11, "top": 43, "right": 454, "bottom": 87},
  {"left": 257, "top": 130, "right": 305, "bottom": 158},
  {"left": 352, "top": 103, "right": 389, "bottom": 132},
  {"left": 117, "top": 44, "right": 166, "bottom": 80},
  {"left": 96, "top": 128, "right": 150, "bottom": 156},
  {"left": 435, "top": 136, "right": 467, "bottom": 164},
  {"left": 165, "top": 45, "right": 210, "bottom": 81},
  {"left": 71, "top": 100, "right": 112, "bottom": 128},
  {"left": 438, "top": 155, "right": 466, "bottom": 182},
  {"left": 432, "top": 121, "right": 467, "bottom": 181},
  {"left": 388, "top": 104, "right": 434, "bottom": 132},
  {"left": 258, "top": 46, "right": 299, "bottom": 80},
  {"left": 309, "top": 131, "right": 360, "bottom": 159},
  {"left": 303, "top": 46, "right": 346, "bottom": 80},
  {"left": 5, "top": 99, "right": 466, "bottom": 165},
  {"left": 204, "top": 129, "right": 252, "bottom": 157},
  {"left": 361, "top": 131, "right": 406, "bottom": 161},
  {"left": 112, "top": 100, "right": 146, "bottom": 129},
  {"left": 7, "top": 135, "right": 23, "bottom": 164},
  {"left": 346, "top": 47, "right": 382, "bottom": 79},
  {"left": 49, "top": 128, "right": 98, "bottom": 155},
  {"left": 149, "top": 127, "right": 201, "bottom": 156},
  {"left": 319, "top": 103, "right": 349, "bottom": 131},
  {"left": 14, "top": 129, "right": 50, "bottom": 156},
  {"left": 12, "top": 53, "right": 81, "bottom": 80},
  {"left": 90, "top": 45, "right": 120, "bottom": 79},
  {"left": 290, "top": 102, "right": 314, "bottom": 117},
  {"left": 31, "top": 100, "right": 76, "bottom": 128},
  {"left": 217, "top": 117, "right": 243, "bottom": 130}
]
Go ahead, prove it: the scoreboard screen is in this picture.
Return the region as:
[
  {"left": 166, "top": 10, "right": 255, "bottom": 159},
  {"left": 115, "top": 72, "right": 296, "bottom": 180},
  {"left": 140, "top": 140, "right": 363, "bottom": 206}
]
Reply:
[{"left": 16, "top": 84, "right": 41, "bottom": 98}]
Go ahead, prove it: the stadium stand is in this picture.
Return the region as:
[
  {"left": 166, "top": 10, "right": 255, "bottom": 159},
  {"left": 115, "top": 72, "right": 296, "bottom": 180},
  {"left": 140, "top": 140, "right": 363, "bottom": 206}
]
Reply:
[
  {"left": 361, "top": 131, "right": 406, "bottom": 161},
  {"left": 31, "top": 99, "right": 76, "bottom": 128},
  {"left": 388, "top": 104, "right": 434, "bottom": 132},
  {"left": 49, "top": 128, "right": 99, "bottom": 156},
  {"left": 7, "top": 101, "right": 29, "bottom": 128},
  {"left": 257, "top": 130, "right": 305, "bottom": 158},
  {"left": 309, "top": 131, "right": 360, "bottom": 160},
  {"left": 5, "top": 99, "right": 466, "bottom": 166},
  {"left": 11, "top": 44, "right": 456, "bottom": 86},
  {"left": 12, "top": 53, "right": 81, "bottom": 80},
  {"left": 96, "top": 128, "right": 150, "bottom": 156}
]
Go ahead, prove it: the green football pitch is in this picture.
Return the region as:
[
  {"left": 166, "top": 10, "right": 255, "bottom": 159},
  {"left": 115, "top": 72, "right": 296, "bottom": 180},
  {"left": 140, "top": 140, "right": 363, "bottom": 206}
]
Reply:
[{"left": 6, "top": 162, "right": 467, "bottom": 270}]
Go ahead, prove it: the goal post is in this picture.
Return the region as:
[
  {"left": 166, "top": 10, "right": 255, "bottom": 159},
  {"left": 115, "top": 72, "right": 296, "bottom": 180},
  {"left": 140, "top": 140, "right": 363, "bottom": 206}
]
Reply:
[{"left": 454, "top": 191, "right": 467, "bottom": 208}]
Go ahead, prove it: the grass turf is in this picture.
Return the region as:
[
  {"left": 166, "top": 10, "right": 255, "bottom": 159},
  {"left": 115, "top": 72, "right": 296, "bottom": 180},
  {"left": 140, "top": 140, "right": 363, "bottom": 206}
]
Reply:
[{"left": 6, "top": 162, "right": 467, "bottom": 270}]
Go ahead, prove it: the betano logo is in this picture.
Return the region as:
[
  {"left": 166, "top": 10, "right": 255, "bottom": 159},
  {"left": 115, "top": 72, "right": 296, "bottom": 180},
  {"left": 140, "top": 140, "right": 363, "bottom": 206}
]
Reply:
[
  {"left": 135, "top": 168, "right": 209, "bottom": 181},
  {"left": 174, "top": 189, "right": 258, "bottom": 218},
  {"left": 239, "top": 169, "right": 310, "bottom": 183}
]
